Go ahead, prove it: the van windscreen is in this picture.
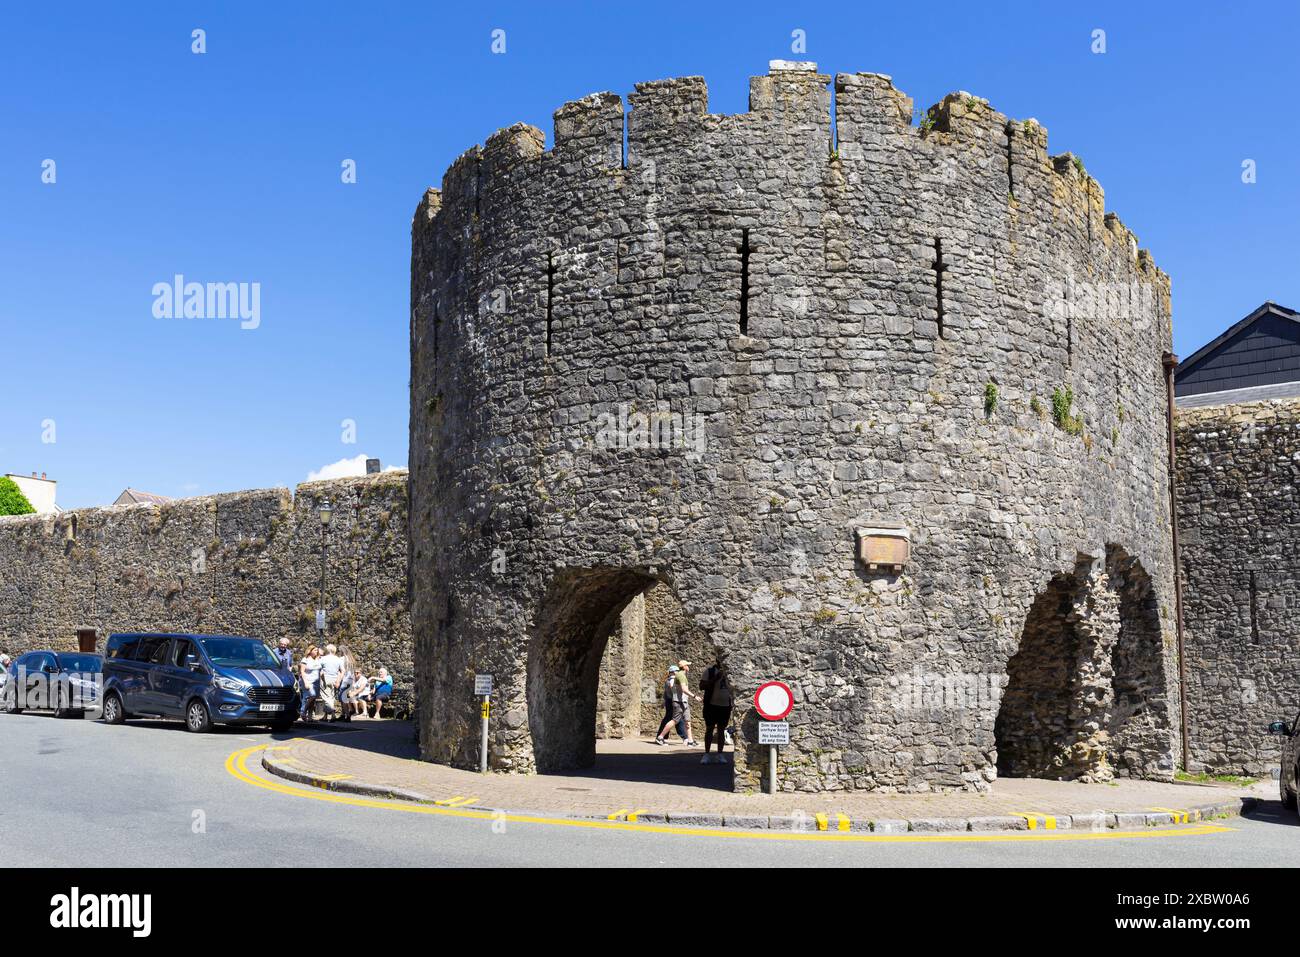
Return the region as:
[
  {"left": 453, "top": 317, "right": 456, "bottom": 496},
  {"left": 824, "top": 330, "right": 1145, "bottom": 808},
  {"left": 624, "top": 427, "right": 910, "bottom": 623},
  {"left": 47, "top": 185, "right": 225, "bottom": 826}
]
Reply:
[{"left": 199, "top": 637, "right": 280, "bottom": 669}]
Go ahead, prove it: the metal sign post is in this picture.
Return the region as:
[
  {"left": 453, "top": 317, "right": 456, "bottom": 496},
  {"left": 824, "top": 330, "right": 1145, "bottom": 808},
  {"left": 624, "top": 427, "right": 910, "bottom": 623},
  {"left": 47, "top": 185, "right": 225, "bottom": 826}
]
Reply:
[
  {"left": 753, "top": 681, "right": 794, "bottom": 795},
  {"left": 475, "top": 674, "right": 493, "bottom": 773}
]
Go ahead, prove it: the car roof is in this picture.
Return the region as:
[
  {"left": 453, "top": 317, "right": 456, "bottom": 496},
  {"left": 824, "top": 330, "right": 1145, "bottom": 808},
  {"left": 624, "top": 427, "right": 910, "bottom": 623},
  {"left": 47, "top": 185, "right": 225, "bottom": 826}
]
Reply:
[{"left": 107, "top": 632, "right": 260, "bottom": 641}]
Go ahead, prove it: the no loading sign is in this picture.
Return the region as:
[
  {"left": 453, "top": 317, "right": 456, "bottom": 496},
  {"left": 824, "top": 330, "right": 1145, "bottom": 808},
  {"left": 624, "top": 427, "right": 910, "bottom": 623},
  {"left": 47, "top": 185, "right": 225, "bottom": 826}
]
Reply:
[{"left": 754, "top": 681, "right": 794, "bottom": 721}]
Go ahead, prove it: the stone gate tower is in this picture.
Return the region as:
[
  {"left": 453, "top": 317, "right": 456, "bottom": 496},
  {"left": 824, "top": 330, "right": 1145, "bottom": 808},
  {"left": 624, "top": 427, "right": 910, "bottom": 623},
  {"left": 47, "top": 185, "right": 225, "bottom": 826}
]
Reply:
[{"left": 410, "top": 62, "right": 1179, "bottom": 792}]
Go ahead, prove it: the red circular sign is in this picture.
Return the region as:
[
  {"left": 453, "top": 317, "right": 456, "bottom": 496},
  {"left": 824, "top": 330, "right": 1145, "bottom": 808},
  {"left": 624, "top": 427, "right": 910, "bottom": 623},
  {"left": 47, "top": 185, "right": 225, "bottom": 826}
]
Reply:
[{"left": 753, "top": 681, "right": 794, "bottom": 720}]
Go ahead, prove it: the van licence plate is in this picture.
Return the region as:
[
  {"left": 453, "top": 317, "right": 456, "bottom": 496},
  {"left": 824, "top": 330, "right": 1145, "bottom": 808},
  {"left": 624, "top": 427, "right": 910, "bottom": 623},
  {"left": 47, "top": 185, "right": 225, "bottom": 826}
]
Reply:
[{"left": 258, "top": 703, "right": 285, "bottom": 712}]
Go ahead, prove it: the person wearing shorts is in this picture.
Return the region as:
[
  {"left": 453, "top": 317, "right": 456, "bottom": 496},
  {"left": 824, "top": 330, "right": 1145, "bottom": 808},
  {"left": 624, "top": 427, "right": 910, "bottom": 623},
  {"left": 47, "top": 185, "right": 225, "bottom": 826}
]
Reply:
[
  {"left": 654, "top": 665, "right": 687, "bottom": 744},
  {"left": 371, "top": 667, "right": 393, "bottom": 718}
]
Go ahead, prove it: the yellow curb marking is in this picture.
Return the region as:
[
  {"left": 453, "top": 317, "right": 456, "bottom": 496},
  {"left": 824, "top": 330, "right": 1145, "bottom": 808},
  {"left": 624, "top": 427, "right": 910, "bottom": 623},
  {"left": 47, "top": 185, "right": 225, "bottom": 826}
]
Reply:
[
  {"left": 814, "top": 813, "right": 829, "bottom": 831},
  {"left": 314, "top": 774, "right": 354, "bottom": 782},
  {"left": 608, "top": 808, "right": 650, "bottom": 822},
  {"left": 1012, "top": 812, "right": 1056, "bottom": 830},
  {"left": 233, "top": 745, "right": 1241, "bottom": 845},
  {"left": 837, "top": 814, "right": 851, "bottom": 832},
  {"left": 1150, "top": 807, "right": 1190, "bottom": 824},
  {"left": 435, "top": 795, "right": 478, "bottom": 807}
]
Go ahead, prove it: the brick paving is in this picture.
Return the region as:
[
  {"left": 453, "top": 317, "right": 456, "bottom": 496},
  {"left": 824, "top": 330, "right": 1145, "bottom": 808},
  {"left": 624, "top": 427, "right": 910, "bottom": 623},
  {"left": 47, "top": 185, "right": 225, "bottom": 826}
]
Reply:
[{"left": 266, "top": 719, "right": 1256, "bottom": 826}]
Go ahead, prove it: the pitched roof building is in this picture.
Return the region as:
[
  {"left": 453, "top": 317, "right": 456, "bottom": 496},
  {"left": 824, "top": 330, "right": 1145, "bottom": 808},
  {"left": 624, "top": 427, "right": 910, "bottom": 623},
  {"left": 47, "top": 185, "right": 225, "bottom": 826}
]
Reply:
[
  {"left": 113, "top": 488, "right": 173, "bottom": 506},
  {"left": 1174, "top": 301, "right": 1300, "bottom": 407}
]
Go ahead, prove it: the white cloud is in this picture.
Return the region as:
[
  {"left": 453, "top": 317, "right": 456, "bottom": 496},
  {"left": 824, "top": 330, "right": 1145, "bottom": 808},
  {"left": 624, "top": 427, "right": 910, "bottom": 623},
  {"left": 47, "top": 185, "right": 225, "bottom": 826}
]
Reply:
[{"left": 306, "top": 454, "right": 404, "bottom": 482}]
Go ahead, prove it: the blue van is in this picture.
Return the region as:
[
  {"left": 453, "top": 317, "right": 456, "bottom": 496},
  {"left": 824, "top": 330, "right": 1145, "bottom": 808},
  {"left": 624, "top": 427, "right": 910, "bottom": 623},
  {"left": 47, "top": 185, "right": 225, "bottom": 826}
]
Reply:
[{"left": 101, "top": 633, "right": 298, "bottom": 732}]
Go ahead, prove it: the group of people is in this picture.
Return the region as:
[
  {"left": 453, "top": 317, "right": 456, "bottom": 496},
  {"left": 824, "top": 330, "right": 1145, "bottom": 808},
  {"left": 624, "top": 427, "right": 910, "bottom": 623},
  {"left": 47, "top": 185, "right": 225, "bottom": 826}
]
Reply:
[
  {"left": 275, "top": 638, "right": 393, "bottom": 724},
  {"left": 653, "top": 657, "right": 734, "bottom": 764}
]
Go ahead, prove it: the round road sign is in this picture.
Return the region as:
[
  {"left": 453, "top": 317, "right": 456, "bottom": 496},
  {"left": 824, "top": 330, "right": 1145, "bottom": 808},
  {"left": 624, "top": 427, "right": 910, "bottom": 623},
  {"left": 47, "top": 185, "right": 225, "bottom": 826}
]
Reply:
[{"left": 754, "top": 681, "right": 794, "bottom": 721}]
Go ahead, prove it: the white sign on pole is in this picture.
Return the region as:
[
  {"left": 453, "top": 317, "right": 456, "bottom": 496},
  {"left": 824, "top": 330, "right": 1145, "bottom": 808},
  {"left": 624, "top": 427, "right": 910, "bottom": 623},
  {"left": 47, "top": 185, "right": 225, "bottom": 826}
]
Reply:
[
  {"left": 474, "top": 674, "right": 493, "bottom": 696},
  {"left": 758, "top": 721, "right": 790, "bottom": 746},
  {"left": 315, "top": 609, "right": 326, "bottom": 631}
]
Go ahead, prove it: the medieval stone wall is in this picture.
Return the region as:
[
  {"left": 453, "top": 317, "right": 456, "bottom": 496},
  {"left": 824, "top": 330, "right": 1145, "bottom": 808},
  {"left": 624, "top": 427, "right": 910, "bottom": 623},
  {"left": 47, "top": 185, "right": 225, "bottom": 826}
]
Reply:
[
  {"left": 1176, "top": 398, "right": 1300, "bottom": 775},
  {"left": 410, "top": 62, "right": 1180, "bottom": 791},
  {"left": 0, "top": 471, "right": 412, "bottom": 689}
]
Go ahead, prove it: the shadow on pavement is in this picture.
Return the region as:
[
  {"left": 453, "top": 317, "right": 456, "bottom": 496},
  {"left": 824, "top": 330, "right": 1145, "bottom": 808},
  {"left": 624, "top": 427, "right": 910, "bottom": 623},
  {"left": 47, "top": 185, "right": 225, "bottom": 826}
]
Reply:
[
  {"left": 275, "top": 720, "right": 735, "bottom": 791},
  {"left": 1242, "top": 797, "right": 1298, "bottom": 827}
]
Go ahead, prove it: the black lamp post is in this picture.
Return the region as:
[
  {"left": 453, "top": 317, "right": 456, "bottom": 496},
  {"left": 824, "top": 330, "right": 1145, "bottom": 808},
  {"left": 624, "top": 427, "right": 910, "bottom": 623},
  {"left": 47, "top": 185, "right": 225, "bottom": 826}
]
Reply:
[{"left": 318, "top": 498, "right": 333, "bottom": 638}]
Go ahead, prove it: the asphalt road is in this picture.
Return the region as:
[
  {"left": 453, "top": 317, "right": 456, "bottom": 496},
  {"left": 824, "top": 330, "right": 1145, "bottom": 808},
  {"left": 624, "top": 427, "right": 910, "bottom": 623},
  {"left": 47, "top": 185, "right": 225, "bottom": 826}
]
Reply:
[{"left": 3, "top": 711, "right": 1296, "bottom": 867}]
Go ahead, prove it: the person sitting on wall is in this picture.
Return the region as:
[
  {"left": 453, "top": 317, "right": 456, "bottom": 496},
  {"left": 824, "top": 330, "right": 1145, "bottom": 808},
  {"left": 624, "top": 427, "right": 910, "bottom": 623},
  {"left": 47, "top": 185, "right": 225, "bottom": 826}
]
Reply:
[
  {"left": 371, "top": 667, "right": 393, "bottom": 719},
  {"left": 349, "top": 670, "right": 371, "bottom": 717}
]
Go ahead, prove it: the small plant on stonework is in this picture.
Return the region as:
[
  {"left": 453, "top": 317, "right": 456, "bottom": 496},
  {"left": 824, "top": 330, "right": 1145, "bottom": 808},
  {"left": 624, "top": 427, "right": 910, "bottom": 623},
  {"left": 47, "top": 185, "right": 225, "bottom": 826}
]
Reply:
[
  {"left": 1111, "top": 427, "right": 1119, "bottom": 445},
  {"left": 1072, "top": 154, "right": 1086, "bottom": 177},
  {"left": 920, "top": 107, "right": 938, "bottom": 133},
  {"left": 1030, "top": 396, "right": 1044, "bottom": 419},
  {"left": 1050, "top": 386, "right": 1084, "bottom": 436},
  {"left": 829, "top": 148, "right": 839, "bottom": 162},
  {"left": 984, "top": 382, "right": 999, "bottom": 417},
  {"left": 813, "top": 607, "right": 838, "bottom": 623}
]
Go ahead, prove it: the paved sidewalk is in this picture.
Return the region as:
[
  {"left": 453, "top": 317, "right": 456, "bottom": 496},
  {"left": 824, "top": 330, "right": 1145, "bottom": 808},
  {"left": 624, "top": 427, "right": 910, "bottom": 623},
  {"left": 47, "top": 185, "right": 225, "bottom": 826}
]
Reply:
[{"left": 261, "top": 720, "right": 1255, "bottom": 832}]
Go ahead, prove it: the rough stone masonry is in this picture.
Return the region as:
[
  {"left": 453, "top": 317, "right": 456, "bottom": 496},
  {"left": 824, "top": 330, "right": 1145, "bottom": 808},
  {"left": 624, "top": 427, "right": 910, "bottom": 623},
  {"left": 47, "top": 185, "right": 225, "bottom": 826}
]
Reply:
[
  {"left": 409, "top": 62, "right": 1181, "bottom": 792},
  {"left": 0, "top": 471, "right": 412, "bottom": 691},
  {"left": 1177, "top": 397, "right": 1300, "bottom": 776}
]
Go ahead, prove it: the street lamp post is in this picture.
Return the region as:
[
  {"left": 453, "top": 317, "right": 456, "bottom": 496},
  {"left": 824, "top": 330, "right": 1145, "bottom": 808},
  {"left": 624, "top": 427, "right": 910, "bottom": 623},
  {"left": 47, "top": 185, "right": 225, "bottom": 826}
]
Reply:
[{"left": 317, "top": 498, "right": 333, "bottom": 639}]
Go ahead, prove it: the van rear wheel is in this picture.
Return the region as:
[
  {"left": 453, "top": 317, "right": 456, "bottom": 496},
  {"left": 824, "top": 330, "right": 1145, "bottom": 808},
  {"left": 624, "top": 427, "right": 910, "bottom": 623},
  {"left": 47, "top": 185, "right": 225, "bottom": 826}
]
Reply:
[
  {"left": 185, "top": 699, "right": 213, "bottom": 733},
  {"left": 101, "top": 692, "right": 125, "bottom": 725}
]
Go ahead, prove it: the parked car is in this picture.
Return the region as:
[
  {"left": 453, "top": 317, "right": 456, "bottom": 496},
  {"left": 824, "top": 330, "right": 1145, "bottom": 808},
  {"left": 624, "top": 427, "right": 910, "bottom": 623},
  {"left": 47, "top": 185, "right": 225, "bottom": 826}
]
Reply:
[
  {"left": 1269, "top": 714, "right": 1300, "bottom": 819},
  {"left": 2, "top": 650, "right": 103, "bottom": 717},
  {"left": 101, "top": 633, "right": 298, "bottom": 732}
]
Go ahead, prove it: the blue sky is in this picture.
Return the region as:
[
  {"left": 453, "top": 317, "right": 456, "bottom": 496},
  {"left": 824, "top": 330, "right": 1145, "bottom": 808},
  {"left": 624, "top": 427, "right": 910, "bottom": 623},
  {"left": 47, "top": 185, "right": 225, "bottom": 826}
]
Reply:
[{"left": 3, "top": 1, "right": 1296, "bottom": 509}]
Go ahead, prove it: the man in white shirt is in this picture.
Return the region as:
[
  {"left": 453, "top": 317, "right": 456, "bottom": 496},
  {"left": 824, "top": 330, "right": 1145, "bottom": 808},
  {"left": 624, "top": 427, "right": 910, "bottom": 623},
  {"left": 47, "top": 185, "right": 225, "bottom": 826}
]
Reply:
[{"left": 319, "top": 644, "right": 344, "bottom": 718}]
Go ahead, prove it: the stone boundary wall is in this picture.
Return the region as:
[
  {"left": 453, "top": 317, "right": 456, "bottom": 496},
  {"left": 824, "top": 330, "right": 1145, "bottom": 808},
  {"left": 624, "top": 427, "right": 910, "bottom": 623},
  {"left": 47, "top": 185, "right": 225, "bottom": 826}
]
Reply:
[
  {"left": 0, "top": 470, "right": 412, "bottom": 690},
  {"left": 1176, "top": 398, "right": 1300, "bottom": 775}
]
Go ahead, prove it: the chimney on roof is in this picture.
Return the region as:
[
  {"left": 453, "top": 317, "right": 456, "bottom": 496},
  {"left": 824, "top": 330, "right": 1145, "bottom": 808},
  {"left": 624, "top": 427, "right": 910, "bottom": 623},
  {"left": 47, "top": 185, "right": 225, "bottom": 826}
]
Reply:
[
  {"left": 365, "top": 458, "right": 381, "bottom": 475},
  {"left": 31, "top": 472, "right": 37, "bottom": 478},
  {"left": 41, "top": 472, "right": 46, "bottom": 480}
]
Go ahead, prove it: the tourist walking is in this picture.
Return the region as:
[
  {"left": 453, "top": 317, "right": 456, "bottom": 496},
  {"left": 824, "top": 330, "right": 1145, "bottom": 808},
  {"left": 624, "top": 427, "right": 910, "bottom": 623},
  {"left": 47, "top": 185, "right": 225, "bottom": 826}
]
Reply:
[
  {"left": 673, "top": 660, "right": 699, "bottom": 746},
  {"left": 299, "top": 646, "right": 322, "bottom": 722},
  {"left": 336, "top": 645, "right": 356, "bottom": 722},
  {"left": 274, "top": 637, "right": 293, "bottom": 673},
  {"left": 699, "top": 656, "right": 733, "bottom": 764},
  {"left": 653, "top": 665, "right": 686, "bottom": 744},
  {"left": 319, "top": 643, "right": 344, "bottom": 720}
]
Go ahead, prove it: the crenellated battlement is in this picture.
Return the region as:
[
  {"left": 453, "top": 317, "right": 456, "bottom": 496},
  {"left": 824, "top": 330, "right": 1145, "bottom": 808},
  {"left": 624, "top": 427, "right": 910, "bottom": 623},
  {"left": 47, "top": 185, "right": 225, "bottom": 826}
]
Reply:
[{"left": 415, "top": 63, "right": 1167, "bottom": 292}]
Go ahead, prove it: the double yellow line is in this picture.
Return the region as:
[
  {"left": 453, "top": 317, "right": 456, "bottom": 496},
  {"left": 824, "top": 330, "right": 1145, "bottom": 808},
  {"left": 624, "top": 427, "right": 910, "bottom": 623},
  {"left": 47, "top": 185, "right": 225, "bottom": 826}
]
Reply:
[{"left": 226, "top": 745, "right": 1237, "bottom": 844}]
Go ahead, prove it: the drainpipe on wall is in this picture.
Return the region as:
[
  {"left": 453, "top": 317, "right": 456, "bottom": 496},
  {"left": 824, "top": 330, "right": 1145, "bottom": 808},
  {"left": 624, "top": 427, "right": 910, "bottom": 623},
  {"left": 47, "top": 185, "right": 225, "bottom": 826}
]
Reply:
[{"left": 1162, "top": 351, "right": 1190, "bottom": 774}]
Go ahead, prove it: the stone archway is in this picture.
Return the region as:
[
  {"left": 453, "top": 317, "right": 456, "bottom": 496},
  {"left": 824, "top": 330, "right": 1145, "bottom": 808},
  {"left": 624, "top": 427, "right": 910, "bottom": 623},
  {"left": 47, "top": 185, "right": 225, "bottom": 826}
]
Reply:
[
  {"left": 994, "top": 547, "right": 1172, "bottom": 783},
  {"left": 526, "top": 567, "right": 656, "bottom": 772},
  {"left": 1105, "top": 546, "right": 1171, "bottom": 777},
  {"left": 994, "top": 568, "right": 1086, "bottom": 778}
]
